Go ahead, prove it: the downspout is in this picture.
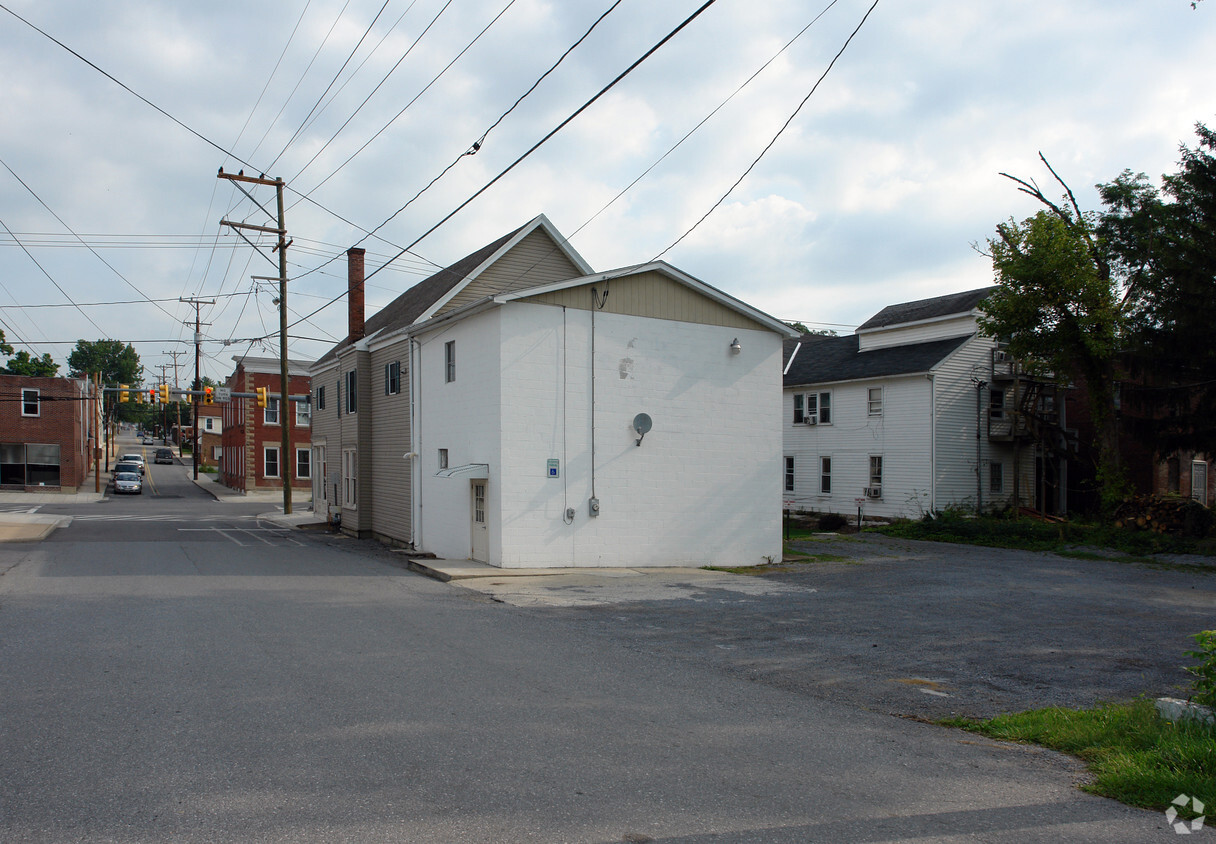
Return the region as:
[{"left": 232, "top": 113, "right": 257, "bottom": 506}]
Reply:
[{"left": 411, "top": 336, "right": 421, "bottom": 551}]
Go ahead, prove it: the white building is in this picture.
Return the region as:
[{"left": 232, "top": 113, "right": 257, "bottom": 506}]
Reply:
[
  {"left": 782, "top": 287, "right": 1062, "bottom": 519},
  {"left": 311, "top": 214, "right": 796, "bottom": 567}
]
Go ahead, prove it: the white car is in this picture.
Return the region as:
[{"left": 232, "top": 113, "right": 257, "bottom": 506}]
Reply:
[
  {"left": 119, "top": 453, "right": 146, "bottom": 474},
  {"left": 114, "top": 471, "right": 143, "bottom": 495}
]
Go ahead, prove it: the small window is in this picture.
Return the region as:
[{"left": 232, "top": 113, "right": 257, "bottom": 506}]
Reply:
[
  {"left": 296, "top": 448, "right": 311, "bottom": 480},
  {"left": 296, "top": 400, "right": 311, "bottom": 427},
  {"left": 21, "top": 389, "right": 39, "bottom": 417},
  {"left": 264, "top": 446, "right": 280, "bottom": 479},
  {"left": 212, "top": 445, "right": 222, "bottom": 461},
  {"left": 445, "top": 341, "right": 456, "bottom": 383},
  {"left": 869, "top": 455, "right": 883, "bottom": 487},
  {"left": 342, "top": 448, "right": 358, "bottom": 508},
  {"left": 820, "top": 456, "right": 832, "bottom": 494},
  {"left": 804, "top": 391, "right": 832, "bottom": 424},
  {"left": 264, "top": 397, "right": 280, "bottom": 425},
  {"left": 345, "top": 370, "right": 358, "bottom": 413},
  {"left": 385, "top": 360, "right": 401, "bottom": 395},
  {"left": 203, "top": 417, "right": 215, "bottom": 432},
  {"left": 989, "top": 388, "right": 1005, "bottom": 420},
  {"left": 784, "top": 456, "right": 794, "bottom": 492},
  {"left": 316, "top": 385, "right": 326, "bottom": 410},
  {"left": 439, "top": 448, "right": 449, "bottom": 471},
  {"left": 868, "top": 387, "right": 883, "bottom": 417},
  {"left": 792, "top": 394, "right": 804, "bottom": 424},
  {"left": 990, "top": 460, "right": 1004, "bottom": 493}
]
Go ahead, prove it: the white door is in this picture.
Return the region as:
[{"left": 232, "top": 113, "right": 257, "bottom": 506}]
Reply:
[
  {"left": 312, "top": 446, "right": 326, "bottom": 516},
  {"left": 470, "top": 480, "right": 488, "bottom": 562},
  {"left": 1192, "top": 461, "right": 1209, "bottom": 506}
]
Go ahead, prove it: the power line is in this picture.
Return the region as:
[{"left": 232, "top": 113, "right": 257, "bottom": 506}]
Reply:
[
  {"left": 272, "top": 0, "right": 723, "bottom": 341},
  {"left": 350, "top": 0, "right": 626, "bottom": 251},
  {"left": 654, "top": 0, "right": 881, "bottom": 260},
  {"left": 571, "top": 0, "right": 843, "bottom": 241},
  {"left": 0, "top": 2, "right": 427, "bottom": 262},
  {"left": 288, "top": 0, "right": 461, "bottom": 189},
  {"left": 269, "top": 0, "right": 395, "bottom": 171}
]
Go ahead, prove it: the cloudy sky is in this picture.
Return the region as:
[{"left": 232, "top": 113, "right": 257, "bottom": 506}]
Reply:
[{"left": 1, "top": 0, "right": 1213, "bottom": 384}]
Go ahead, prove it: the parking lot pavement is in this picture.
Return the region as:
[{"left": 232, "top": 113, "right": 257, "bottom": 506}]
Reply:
[{"left": 475, "top": 533, "right": 1216, "bottom": 721}]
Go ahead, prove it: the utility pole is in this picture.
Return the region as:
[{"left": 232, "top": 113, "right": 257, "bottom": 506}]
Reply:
[
  {"left": 219, "top": 170, "right": 293, "bottom": 515},
  {"left": 156, "top": 363, "right": 172, "bottom": 443},
  {"left": 180, "top": 298, "right": 214, "bottom": 481},
  {"left": 164, "top": 349, "right": 186, "bottom": 449}
]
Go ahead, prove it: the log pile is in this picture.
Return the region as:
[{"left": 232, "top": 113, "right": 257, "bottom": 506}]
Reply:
[{"left": 1112, "top": 495, "right": 1212, "bottom": 538}]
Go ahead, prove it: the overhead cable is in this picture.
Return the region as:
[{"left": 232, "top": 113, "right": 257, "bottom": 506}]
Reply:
[{"left": 654, "top": 0, "right": 881, "bottom": 260}]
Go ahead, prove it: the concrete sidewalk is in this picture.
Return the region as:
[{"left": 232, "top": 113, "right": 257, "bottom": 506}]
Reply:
[{"left": 188, "top": 471, "right": 324, "bottom": 530}]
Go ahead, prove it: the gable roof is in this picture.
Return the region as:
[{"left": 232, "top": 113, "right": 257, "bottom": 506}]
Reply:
[
  {"left": 856, "top": 286, "right": 997, "bottom": 332},
  {"left": 783, "top": 332, "right": 971, "bottom": 387},
  {"left": 494, "top": 261, "right": 799, "bottom": 338},
  {"left": 315, "top": 215, "right": 589, "bottom": 366}
]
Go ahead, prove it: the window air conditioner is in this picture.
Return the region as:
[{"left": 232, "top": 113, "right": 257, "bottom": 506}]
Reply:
[
  {"left": 805, "top": 417, "right": 818, "bottom": 426},
  {"left": 865, "top": 486, "right": 882, "bottom": 499}
]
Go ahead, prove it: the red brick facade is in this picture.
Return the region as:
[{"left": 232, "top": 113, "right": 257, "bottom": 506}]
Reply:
[
  {"left": 0, "top": 375, "right": 99, "bottom": 492},
  {"left": 220, "top": 357, "right": 312, "bottom": 492}
]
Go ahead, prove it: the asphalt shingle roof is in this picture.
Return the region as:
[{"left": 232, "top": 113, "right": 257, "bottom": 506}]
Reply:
[
  {"left": 783, "top": 333, "right": 972, "bottom": 387},
  {"left": 856, "top": 286, "right": 996, "bottom": 332},
  {"left": 316, "top": 223, "right": 526, "bottom": 366}
]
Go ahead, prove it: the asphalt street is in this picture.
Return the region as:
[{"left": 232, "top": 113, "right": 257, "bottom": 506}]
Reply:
[
  {"left": 458, "top": 533, "right": 1216, "bottom": 721},
  {"left": 0, "top": 486, "right": 1201, "bottom": 842}
]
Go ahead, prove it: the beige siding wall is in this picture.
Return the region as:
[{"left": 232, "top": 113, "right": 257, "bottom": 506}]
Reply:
[
  {"left": 369, "top": 339, "right": 413, "bottom": 545},
  {"left": 932, "top": 335, "right": 1033, "bottom": 512},
  {"left": 522, "top": 272, "right": 768, "bottom": 331},
  {"left": 309, "top": 361, "right": 340, "bottom": 515},
  {"left": 436, "top": 230, "right": 583, "bottom": 315}
]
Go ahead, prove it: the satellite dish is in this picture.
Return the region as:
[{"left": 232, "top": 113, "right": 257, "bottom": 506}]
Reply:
[{"left": 633, "top": 413, "right": 652, "bottom": 446}]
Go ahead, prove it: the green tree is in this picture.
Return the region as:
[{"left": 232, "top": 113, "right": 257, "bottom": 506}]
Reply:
[
  {"left": 67, "top": 339, "right": 141, "bottom": 384},
  {"left": 1105, "top": 124, "right": 1216, "bottom": 455},
  {"left": 1, "top": 350, "right": 60, "bottom": 376},
  {"left": 980, "top": 161, "right": 1128, "bottom": 513}
]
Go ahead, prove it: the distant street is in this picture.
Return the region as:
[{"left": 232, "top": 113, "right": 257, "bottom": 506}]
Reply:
[{"left": 0, "top": 486, "right": 1177, "bottom": 842}]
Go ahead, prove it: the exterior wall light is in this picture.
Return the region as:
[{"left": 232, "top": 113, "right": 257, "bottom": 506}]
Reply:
[{"left": 729, "top": 338, "right": 742, "bottom": 354}]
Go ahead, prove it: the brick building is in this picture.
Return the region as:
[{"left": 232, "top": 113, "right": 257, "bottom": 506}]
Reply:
[
  {"left": 0, "top": 375, "right": 99, "bottom": 492},
  {"left": 219, "top": 356, "right": 312, "bottom": 493}
]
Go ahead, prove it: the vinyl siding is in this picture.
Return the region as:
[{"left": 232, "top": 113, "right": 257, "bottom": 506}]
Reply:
[
  {"left": 521, "top": 272, "right": 767, "bottom": 331},
  {"left": 931, "top": 334, "right": 1033, "bottom": 511},
  {"left": 436, "top": 229, "right": 583, "bottom": 315},
  {"left": 857, "top": 313, "right": 979, "bottom": 351},
  {"left": 369, "top": 340, "right": 412, "bottom": 545},
  {"left": 783, "top": 375, "right": 932, "bottom": 519}
]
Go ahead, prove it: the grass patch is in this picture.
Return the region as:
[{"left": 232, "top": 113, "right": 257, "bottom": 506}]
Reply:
[
  {"left": 704, "top": 550, "right": 850, "bottom": 575},
  {"left": 879, "top": 512, "right": 1216, "bottom": 560},
  {"left": 942, "top": 699, "right": 1215, "bottom": 814}
]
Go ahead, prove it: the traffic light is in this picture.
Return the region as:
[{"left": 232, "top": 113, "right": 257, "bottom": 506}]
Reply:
[
  {"left": 256, "top": 386, "right": 268, "bottom": 408},
  {"left": 204, "top": 386, "right": 214, "bottom": 405},
  {"left": 149, "top": 388, "right": 157, "bottom": 404},
  {"left": 119, "top": 384, "right": 130, "bottom": 403},
  {"left": 158, "top": 384, "right": 170, "bottom": 403}
]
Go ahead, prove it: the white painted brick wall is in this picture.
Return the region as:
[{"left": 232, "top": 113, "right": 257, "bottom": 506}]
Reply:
[{"left": 416, "top": 301, "right": 784, "bottom": 567}]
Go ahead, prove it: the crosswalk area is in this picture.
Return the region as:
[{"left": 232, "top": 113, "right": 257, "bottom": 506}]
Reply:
[{"left": 70, "top": 513, "right": 263, "bottom": 523}]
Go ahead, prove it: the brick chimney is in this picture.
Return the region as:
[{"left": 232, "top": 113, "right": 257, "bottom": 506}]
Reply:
[{"left": 347, "top": 247, "right": 366, "bottom": 342}]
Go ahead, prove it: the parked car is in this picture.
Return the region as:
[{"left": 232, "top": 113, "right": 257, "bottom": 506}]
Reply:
[
  {"left": 119, "top": 453, "right": 146, "bottom": 474},
  {"left": 113, "top": 471, "right": 142, "bottom": 495},
  {"left": 117, "top": 457, "right": 145, "bottom": 476},
  {"left": 154, "top": 448, "right": 175, "bottom": 465},
  {"left": 113, "top": 461, "right": 141, "bottom": 478}
]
